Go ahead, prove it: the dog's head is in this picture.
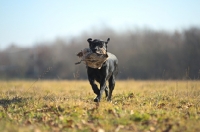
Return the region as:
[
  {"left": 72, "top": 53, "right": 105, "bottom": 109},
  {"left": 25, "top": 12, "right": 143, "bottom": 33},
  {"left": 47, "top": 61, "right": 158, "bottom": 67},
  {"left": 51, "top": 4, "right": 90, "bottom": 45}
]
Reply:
[{"left": 87, "top": 38, "right": 110, "bottom": 54}]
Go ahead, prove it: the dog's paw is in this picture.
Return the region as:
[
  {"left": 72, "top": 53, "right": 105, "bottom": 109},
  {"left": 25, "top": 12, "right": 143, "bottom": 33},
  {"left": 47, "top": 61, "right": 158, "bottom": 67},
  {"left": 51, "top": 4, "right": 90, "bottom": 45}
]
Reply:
[
  {"left": 94, "top": 96, "right": 100, "bottom": 102},
  {"left": 107, "top": 98, "right": 112, "bottom": 102}
]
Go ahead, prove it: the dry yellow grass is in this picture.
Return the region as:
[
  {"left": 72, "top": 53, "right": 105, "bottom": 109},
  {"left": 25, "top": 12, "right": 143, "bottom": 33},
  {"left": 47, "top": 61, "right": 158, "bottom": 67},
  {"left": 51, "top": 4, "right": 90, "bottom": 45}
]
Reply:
[{"left": 0, "top": 80, "right": 200, "bottom": 132}]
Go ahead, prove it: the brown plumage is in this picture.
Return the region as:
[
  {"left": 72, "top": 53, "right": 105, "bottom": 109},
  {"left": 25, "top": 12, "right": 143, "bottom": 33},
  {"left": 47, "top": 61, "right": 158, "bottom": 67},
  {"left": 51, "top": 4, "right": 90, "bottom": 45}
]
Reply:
[{"left": 75, "top": 48, "right": 108, "bottom": 69}]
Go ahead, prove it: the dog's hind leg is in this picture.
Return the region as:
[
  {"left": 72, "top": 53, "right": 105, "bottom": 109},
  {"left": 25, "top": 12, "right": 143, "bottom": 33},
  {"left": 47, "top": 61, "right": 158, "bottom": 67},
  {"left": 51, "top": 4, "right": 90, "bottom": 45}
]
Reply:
[
  {"left": 107, "top": 75, "right": 115, "bottom": 102},
  {"left": 105, "top": 86, "right": 109, "bottom": 98}
]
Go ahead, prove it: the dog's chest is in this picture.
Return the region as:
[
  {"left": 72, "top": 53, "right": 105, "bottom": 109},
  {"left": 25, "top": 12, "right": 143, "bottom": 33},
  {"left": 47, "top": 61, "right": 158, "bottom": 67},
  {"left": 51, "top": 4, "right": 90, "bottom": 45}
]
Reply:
[{"left": 87, "top": 67, "right": 106, "bottom": 82}]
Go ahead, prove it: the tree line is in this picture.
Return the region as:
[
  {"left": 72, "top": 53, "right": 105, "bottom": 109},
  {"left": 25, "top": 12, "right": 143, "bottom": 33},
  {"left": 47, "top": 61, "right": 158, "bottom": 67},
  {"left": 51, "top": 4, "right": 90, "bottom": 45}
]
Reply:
[{"left": 0, "top": 27, "right": 200, "bottom": 80}]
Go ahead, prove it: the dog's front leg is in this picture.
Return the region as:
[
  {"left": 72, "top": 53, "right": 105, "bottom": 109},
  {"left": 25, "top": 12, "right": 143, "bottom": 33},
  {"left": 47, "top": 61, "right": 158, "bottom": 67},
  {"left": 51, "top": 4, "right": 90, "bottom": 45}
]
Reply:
[
  {"left": 95, "top": 79, "right": 106, "bottom": 102},
  {"left": 88, "top": 78, "right": 100, "bottom": 96}
]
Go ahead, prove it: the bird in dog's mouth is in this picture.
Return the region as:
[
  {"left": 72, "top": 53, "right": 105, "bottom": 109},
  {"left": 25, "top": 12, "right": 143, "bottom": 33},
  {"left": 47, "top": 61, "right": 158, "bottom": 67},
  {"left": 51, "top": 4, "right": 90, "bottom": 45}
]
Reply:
[{"left": 75, "top": 48, "right": 108, "bottom": 69}]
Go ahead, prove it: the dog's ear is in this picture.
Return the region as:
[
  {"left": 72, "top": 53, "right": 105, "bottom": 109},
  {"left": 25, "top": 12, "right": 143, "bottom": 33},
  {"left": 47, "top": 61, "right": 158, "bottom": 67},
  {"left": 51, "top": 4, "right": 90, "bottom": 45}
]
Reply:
[
  {"left": 87, "top": 38, "right": 93, "bottom": 44},
  {"left": 105, "top": 38, "right": 110, "bottom": 44}
]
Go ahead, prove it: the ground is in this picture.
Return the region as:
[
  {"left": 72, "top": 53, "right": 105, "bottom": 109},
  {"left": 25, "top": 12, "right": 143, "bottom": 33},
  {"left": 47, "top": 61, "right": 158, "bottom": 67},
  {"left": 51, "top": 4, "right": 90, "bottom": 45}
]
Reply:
[{"left": 0, "top": 80, "right": 200, "bottom": 132}]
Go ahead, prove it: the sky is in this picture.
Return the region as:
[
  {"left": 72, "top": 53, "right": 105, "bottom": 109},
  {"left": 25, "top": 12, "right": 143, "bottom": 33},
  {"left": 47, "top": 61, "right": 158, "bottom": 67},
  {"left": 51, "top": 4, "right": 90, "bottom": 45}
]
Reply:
[{"left": 0, "top": 0, "right": 200, "bottom": 49}]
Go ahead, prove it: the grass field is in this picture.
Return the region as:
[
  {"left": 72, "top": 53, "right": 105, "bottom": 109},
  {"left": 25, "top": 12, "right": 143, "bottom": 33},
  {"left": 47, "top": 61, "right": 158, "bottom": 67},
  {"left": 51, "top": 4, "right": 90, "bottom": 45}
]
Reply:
[{"left": 0, "top": 80, "right": 200, "bottom": 132}]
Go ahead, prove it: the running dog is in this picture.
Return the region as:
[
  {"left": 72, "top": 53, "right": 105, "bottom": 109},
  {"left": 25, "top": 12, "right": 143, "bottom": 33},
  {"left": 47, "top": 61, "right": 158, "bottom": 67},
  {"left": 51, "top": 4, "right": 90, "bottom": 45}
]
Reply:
[{"left": 86, "top": 38, "right": 118, "bottom": 102}]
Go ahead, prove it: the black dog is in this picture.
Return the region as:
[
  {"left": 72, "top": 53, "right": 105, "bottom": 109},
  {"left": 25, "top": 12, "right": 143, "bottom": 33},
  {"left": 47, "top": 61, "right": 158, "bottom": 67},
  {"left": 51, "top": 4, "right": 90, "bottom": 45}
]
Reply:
[{"left": 87, "top": 38, "right": 118, "bottom": 102}]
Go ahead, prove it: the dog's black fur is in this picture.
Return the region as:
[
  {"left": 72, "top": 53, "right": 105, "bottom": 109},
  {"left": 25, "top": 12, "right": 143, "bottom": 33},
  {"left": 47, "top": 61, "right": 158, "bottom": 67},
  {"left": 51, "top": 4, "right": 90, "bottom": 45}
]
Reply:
[{"left": 87, "top": 38, "right": 118, "bottom": 102}]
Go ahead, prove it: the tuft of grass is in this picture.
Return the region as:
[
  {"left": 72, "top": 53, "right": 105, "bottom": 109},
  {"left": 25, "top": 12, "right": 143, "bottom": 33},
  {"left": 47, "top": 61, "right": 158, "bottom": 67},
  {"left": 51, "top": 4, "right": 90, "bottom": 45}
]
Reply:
[{"left": 0, "top": 80, "right": 200, "bottom": 131}]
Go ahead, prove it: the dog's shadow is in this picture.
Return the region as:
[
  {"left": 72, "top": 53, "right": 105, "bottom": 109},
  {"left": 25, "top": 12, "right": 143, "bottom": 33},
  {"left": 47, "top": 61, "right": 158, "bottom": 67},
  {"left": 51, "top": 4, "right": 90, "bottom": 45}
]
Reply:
[{"left": 0, "top": 96, "right": 28, "bottom": 107}]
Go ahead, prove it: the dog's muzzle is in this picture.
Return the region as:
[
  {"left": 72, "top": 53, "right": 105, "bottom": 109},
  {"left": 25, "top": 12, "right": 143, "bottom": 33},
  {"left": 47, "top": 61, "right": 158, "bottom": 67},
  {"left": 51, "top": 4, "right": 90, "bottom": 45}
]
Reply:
[{"left": 94, "top": 47, "right": 107, "bottom": 54}]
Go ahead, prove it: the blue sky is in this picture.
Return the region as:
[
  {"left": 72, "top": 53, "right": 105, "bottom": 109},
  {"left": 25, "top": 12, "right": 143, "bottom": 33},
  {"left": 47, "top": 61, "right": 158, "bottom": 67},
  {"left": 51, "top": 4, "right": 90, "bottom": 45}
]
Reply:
[{"left": 0, "top": 0, "right": 200, "bottom": 49}]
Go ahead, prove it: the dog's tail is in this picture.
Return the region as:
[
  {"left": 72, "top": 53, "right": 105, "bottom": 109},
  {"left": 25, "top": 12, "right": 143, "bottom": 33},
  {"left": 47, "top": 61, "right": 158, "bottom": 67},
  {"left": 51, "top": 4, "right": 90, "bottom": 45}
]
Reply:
[{"left": 105, "top": 38, "right": 110, "bottom": 44}]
